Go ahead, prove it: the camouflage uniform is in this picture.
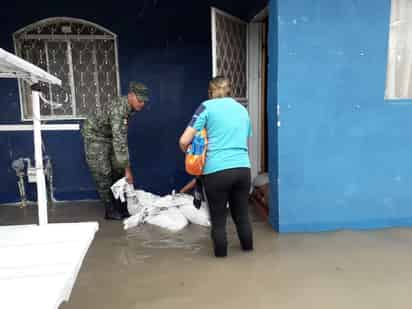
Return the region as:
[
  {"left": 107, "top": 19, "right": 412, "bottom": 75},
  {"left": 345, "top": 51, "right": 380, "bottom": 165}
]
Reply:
[{"left": 81, "top": 82, "right": 149, "bottom": 212}]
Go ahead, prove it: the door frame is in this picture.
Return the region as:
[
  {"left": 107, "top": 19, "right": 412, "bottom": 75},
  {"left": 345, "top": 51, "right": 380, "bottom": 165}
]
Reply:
[{"left": 248, "top": 6, "right": 269, "bottom": 180}]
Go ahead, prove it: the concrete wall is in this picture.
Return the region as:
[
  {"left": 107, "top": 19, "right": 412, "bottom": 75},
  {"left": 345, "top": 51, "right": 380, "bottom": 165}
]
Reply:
[{"left": 274, "top": 0, "right": 412, "bottom": 232}]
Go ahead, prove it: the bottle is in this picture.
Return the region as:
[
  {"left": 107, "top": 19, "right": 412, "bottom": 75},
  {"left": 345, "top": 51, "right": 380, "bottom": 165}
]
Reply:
[
  {"left": 126, "top": 185, "right": 141, "bottom": 215},
  {"left": 193, "top": 178, "right": 203, "bottom": 209},
  {"left": 192, "top": 135, "right": 199, "bottom": 155},
  {"left": 193, "top": 187, "right": 202, "bottom": 209}
]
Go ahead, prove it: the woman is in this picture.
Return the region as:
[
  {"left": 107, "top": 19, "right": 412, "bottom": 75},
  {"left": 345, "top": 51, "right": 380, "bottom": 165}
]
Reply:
[{"left": 179, "top": 76, "right": 253, "bottom": 257}]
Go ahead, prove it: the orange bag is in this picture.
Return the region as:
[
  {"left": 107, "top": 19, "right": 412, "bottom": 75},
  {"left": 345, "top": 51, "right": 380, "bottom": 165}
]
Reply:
[{"left": 185, "top": 129, "right": 208, "bottom": 176}]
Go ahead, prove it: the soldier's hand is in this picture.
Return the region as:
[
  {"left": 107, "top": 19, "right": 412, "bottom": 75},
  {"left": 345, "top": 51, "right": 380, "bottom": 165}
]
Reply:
[{"left": 125, "top": 167, "right": 134, "bottom": 184}]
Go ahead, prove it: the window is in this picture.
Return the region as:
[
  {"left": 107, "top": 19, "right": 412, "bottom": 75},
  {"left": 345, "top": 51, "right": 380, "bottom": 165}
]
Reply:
[
  {"left": 14, "top": 17, "right": 120, "bottom": 120},
  {"left": 385, "top": 0, "right": 412, "bottom": 100}
]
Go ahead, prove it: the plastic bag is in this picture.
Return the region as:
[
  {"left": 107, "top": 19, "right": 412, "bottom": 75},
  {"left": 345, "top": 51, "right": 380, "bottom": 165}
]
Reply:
[{"left": 111, "top": 178, "right": 129, "bottom": 202}]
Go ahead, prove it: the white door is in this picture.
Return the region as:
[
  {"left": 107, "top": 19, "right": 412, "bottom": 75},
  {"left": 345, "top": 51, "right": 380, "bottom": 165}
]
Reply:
[{"left": 211, "top": 7, "right": 262, "bottom": 179}]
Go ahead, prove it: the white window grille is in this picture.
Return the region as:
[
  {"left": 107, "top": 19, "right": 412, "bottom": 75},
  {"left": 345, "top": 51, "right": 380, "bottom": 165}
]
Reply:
[
  {"left": 211, "top": 7, "right": 248, "bottom": 102},
  {"left": 14, "top": 17, "right": 121, "bottom": 120},
  {"left": 385, "top": 0, "right": 412, "bottom": 100}
]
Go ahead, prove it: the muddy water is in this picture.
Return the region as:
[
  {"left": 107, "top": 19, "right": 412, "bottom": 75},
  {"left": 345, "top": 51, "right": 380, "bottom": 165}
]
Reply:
[{"left": 2, "top": 203, "right": 412, "bottom": 309}]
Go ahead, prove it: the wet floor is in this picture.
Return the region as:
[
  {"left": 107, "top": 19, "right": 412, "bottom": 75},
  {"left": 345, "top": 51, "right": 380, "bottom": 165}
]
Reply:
[{"left": 2, "top": 202, "right": 412, "bottom": 309}]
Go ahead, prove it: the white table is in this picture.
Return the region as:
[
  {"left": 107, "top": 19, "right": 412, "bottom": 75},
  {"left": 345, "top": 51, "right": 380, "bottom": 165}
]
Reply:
[{"left": 0, "top": 222, "right": 98, "bottom": 309}]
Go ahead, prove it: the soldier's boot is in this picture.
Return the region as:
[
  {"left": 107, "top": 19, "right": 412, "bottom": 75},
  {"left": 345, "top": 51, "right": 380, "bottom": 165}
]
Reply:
[
  {"left": 105, "top": 202, "right": 123, "bottom": 220},
  {"left": 122, "top": 201, "right": 131, "bottom": 218},
  {"left": 113, "top": 198, "right": 130, "bottom": 219},
  {"left": 119, "top": 201, "right": 131, "bottom": 218}
]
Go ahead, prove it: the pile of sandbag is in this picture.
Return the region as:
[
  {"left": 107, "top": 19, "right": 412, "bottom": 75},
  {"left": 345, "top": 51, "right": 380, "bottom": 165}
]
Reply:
[{"left": 111, "top": 178, "right": 210, "bottom": 232}]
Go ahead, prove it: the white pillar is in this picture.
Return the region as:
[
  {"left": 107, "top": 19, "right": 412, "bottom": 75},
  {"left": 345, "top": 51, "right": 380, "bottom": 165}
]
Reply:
[{"left": 32, "top": 90, "right": 48, "bottom": 225}]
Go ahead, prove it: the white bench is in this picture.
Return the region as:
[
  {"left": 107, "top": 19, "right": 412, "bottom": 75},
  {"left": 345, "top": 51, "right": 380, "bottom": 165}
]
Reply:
[{"left": 0, "top": 222, "right": 98, "bottom": 309}]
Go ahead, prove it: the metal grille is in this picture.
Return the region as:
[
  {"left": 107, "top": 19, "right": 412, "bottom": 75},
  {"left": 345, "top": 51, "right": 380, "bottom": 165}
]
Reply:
[
  {"left": 48, "top": 41, "right": 73, "bottom": 116},
  {"left": 212, "top": 8, "right": 248, "bottom": 100},
  {"left": 14, "top": 18, "right": 120, "bottom": 120},
  {"left": 96, "top": 40, "right": 119, "bottom": 112},
  {"left": 71, "top": 40, "right": 99, "bottom": 116},
  {"left": 19, "top": 19, "right": 109, "bottom": 37},
  {"left": 19, "top": 40, "right": 50, "bottom": 117}
]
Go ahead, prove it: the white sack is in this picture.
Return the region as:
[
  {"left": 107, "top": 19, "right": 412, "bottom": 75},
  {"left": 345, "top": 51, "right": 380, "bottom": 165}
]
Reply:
[
  {"left": 146, "top": 207, "right": 189, "bottom": 232},
  {"left": 111, "top": 178, "right": 210, "bottom": 231},
  {"left": 179, "top": 202, "right": 210, "bottom": 227}
]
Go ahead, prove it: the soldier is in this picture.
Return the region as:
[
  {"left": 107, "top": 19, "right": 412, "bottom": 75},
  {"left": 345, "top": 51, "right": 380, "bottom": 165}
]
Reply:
[{"left": 82, "top": 82, "right": 149, "bottom": 220}]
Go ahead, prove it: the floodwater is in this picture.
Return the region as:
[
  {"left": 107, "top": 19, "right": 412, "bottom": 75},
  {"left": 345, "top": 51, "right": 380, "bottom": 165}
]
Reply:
[{"left": 2, "top": 202, "right": 412, "bottom": 309}]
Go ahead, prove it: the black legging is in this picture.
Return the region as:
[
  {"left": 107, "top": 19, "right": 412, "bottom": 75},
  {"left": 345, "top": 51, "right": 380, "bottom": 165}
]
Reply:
[{"left": 203, "top": 168, "right": 253, "bottom": 257}]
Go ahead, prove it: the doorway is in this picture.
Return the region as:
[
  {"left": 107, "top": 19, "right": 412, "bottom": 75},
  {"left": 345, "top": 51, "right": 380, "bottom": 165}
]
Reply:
[
  {"left": 260, "top": 15, "right": 269, "bottom": 174},
  {"left": 210, "top": 6, "right": 269, "bottom": 180}
]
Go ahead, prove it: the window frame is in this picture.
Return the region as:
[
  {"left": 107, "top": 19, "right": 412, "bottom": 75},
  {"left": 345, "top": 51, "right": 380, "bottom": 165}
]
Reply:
[
  {"left": 13, "top": 17, "right": 121, "bottom": 121},
  {"left": 385, "top": 0, "right": 412, "bottom": 103}
]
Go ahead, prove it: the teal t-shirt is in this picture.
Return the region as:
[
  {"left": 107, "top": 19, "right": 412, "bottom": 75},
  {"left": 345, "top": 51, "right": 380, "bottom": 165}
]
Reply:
[{"left": 188, "top": 97, "right": 251, "bottom": 175}]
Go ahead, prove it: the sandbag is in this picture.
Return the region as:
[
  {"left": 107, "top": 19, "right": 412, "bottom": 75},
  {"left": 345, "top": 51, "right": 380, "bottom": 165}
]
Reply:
[
  {"left": 146, "top": 207, "right": 189, "bottom": 232},
  {"left": 179, "top": 202, "right": 210, "bottom": 227},
  {"left": 111, "top": 178, "right": 211, "bottom": 231}
]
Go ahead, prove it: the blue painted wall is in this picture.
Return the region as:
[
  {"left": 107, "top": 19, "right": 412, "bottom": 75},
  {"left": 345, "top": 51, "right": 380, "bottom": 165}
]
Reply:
[
  {"left": 275, "top": 0, "right": 412, "bottom": 232},
  {"left": 0, "top": 0, "right": 267, "bottom": 204}
]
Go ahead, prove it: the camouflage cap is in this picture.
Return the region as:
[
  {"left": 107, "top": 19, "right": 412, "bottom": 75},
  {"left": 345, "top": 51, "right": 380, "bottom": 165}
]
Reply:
[{"left": 129, "top": 82, "right": 149, "bottom": 101}]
